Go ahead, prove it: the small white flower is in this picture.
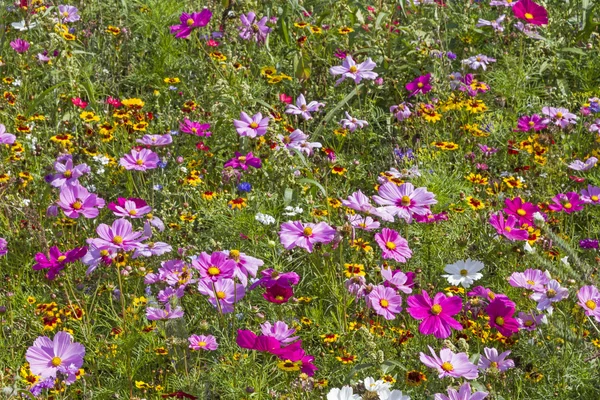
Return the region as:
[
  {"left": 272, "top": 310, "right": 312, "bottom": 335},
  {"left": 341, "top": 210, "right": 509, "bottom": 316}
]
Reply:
[
  {"left": 93, "top": 154, "right": 110, "bottom": 165},
  {"left": 255, "top": 213, "right": 276, "bottom": 225},
  {"left": 442, "top": 259, "right": 484, "bottom": 288},
  {"left": 10, "top": 20, "right": 38, "bottom": 31},
  {"left": 21, "top": 199, "right": 31, "bottom": 207},
  {"left": 12, "top": 79, "right": 22, "bottom": 87},
  {"left": 524, "top": 242, "right": 535, "bottom": 253},
  {"left": 96, "top": 167, "right": 105, "bottom": 175},
  {"left": 532, "top": 212, "right": 545, "bottom": 223},
  {"left": 560, "top": 256, "right": 570, "bottom": 267},
  {"left": 179, "top": 166, "right": 188, "bottom": 173},
  {"left": 363, "top": 377, "right": 391, "bottom": 399},
  {"left": 327, "top": 386, "right": 360, "bottom": 400}
]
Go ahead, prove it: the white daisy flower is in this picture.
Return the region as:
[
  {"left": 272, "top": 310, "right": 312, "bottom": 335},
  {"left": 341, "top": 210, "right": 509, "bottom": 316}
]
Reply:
[{"left": 442, "top": 259, "right": 484, "bottom": 288}]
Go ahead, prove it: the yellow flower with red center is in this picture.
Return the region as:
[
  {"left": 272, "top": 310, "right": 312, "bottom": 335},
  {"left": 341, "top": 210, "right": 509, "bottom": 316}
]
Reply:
[
  {"left": 331, "top": 165, "right": 347, "bottom": 175},
  {"left": 344, "top": 263, "right": 365, "bottom": 277},
  {"left": 228, "top": 197, "right": 247, "bottom": 210},
  {"left": 210, "top": 52, "right": 227, "bottom": 62},
  {"left": 106, "top": 26, "right": 121, "bottom": 35},
  {"left": 328, "top": 198, "right": 342, "bottom": 208},
  {"left": 277, "top": 359, "right": 301, "bottom": 372},
  {"left": 338, "top": 26, "right": 354, "bottom": 34},
  {"left": 61, "top": 32, "right": 76, "bottom": 41},
  {"left": 80, "top": 111, "right": 100, "bottom": 122},
  {"left": 465, "top": 99, "right": 487, "bottom": 113},
  {"left": 202, "top": 191, "right": 217, "bottom": 200},
  {"left": 164, "top": 77, "right": 180, "bottom": 84},
  {"left": 465, "top": 173, "right": 488, "bottom": 185},
  {"left": 406, "top": 370, "right": 427, "bottom": 386},
  {"left": 179, "top": 213, "right": 197, "bottom": 222},
  {"left": 466, "top": 196, "right": 485, "bottom": 210},
  {"left": 503, "top": 176, "right": 524, "bottom": 189},
  {"left": 260, "top": 66, "right": 277, "bottom": 77},
  {"left": 350, "top": 238, "right": 372, "bottom": 253},
  {"left": 294, "top": 21, "right": 309, "bottom": 28},
  {"left": 121, "top": 98, "right": 145, "bottom": 109},
  {"left": 50, "top": 134, "right": 73, "bottom": 146},
  {"left": 132, "top": 121, "right": 148, "bottom": 131},
  {"left": 320, "top": 333, "right": 339, "bottom": 343},
  {"left": 310, "top": 25, "right": 323, "bottom": 34},
  {"left": 336, "top": 353, "right": 356, "bottom": 364}
]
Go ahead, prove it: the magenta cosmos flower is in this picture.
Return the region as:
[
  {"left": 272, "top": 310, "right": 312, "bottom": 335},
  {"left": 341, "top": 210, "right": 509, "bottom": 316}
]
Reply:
[
  {"left": 108, "top": 197, "right": 152, "bottom": 218},
  {"left": 56, "top": 183, "right": 105, "bottom": 219},
  {"left": 503, "top": 197, "right": 539, "bottom": 226},
  {"left": 513, "top": 0, "right": 548, "bottom": 26},
  {"left": 407, "top": 290, "right": 463, "bottom": 339},
  {"left": 0, "top": 238, "right": 7, "bottom": 257},
  {"left": 224, "top": 151, "right": 262, "bottom": 170},
  {"left": 368, "top": 285, "right": 403, "bottom": 320},
  {"left": 420, "top": 346, "right": 479, "bottom": 379},
  {"left": 234, "top": 112, "right": 270, "bottom": 138},
  {"left": 0, "top": 124, "right": 16, "bottom": 144},
  {"left": 33, "top": 246, "right": 87, "bottom": 280},
  {"left": 405, "top": 73, "right": 432, "bottom": 97},
  {"left": 435, "top": 383, "right": 488, "bottom": 400},
  {"left": 180, "top": 118, "right": 211, "bottom": 136},
  {"left": 478, "top": 348, "right": 514, "bottom": 372},
  {"left": 577, "top": 285, "right": 600, "bottom": 322},
  {"left": 285, "top": 94, "right": 326, "bottom": 120},
  {"left": 170, "top": 9, "right": 212, "bottom": 39},
  {"left": 374, "top": 228, "right": 412, "bottom": 263},
  {"left": 10, "top": 38, "right": 30, "bottom": 53},
  {"left": 485, "top": 297, "right": 519, "bottom": 337},
  {"left": 198, "top": 278, "right": 245, "bottom": 313},
  {"left": 191, "top": 251, "right": 236, "bottom": 282},
  {"left": 249, "top": 268, "right": 300, "bottom": 290},
  {"left": 329, "top": 55, "right": 378, "bottom": 85},
  {"left": 189, "top": 334, "right": 218, "bottom": 351},
  {"left": 547, "top": 192, "right": 584, "bottom": 213},
  {"left": 515, "top": 114, "right": 546, "bottom": 132},
  {"left": 119, "top": 148, "right": 159, "bottom": 171},
  {"left": 88, "top": 218, "right": 144, "bottom": 251},
  {"left": 279, "top": 221, "right": 336, "bottom": 252},
  {"left": 373, "top": 182, "right": 437, "bottom": 223},
  {"left": 26, "top": 331, "right": 85, "bottom": 381},
  {"left": 488, "top": 212, "right": 529, "bottom": 241}
]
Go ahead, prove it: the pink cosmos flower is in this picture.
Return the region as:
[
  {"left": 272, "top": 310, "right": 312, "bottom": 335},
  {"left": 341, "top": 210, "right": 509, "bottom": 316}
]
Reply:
[
  {"left": 191, "top": 251, "right": 236, "bottom": 282},
  {"left": 547, "top": 192, "right": 584, "bottom": 213},
  {"left": 580, "top": 185, "right": 600, "bottom": 205},
  {"left": 198, "top": 278, "right": 245, "bottom": 313},
  {"left": 180, "top": 118, "right": 211, "bottom": 136},
  {"left": 170, "top": 9, "right": 212, "bottom": 39},
  {"left": 88, "top": 218, "right": 144, "bottom": 251},
  {"left": 58, "top": 5, "right": 80, "bottom": 23},
  {"left": 485, "top": 297, "right": 519, "bottom": 337},
  {"left": 136, "top": 133, "right": 173, "bottom": 146},
  {"left": 516, "top": 311, "right": 544, "bottom": 331},
  {"left": 26, "top": 331, "right": 85, "bottom": 382},
  {"left": 285, "top": 94, "right": 325, "bottom": 120},
  {"left": 0, "top": 238, "right": 7, "bottom": 257},
  {"left": 530, "top": 279, "right": 569, "bottom": 311},
  {"left": 107, "top": 197, "right": 152, "bottom": 218},
  {"left": 514, "top": 114, "right": 546, "bottom": 132},
  {"left": 503, "top": 197, "right": 538, "bottom": 226},
  {"left": 0, "top": 124, "right": 16, "bottom": 144},
  {"left": 478, "top": 348, "right": 514, "bottom": 372},
  {"left": 51, "top": 158, "right": 91, "bottom": 188},
  {"left": 513, "top": 0, "right": 548, "bottom": 26},
  {"left": 10, "top": 38, "right": 30, "bottom": 53},
  {"left": 264, "top": 285, "right": 294, "bottom": 304},
  {"left": 568, "top": 157, "right": 597, "bottom": 171},
  {"left": 260, "top": 321, "right": 299, "bottom": 344},
  {"left": 222, "top": 249, "right": 264, "bottom": 287},
  {"left": 340, "top": 112, "right": 368, "bottom": 132},
  {"left": 576, "top": 285, "right": 600, "bottom": 322},
  {"left": 373, "top": 182, "right": 437, "bottom": 223},
  {"left": 81, "top": 244, "right": 116, "bottom": 275},
  {"left": 239, "top": 12, "right": 272, "bottom": 43},
  {"left": 476, "top": 15, "right": 506, "bottom": 32},
  {"left": 33, "top": 246, "right": 87, "bottom": 280},
  {"left": 348, "top": 214, "right": 381, "bottom": 231},
  {"left": 368, "top": 285, "right": 403, "bottom": 320},
  {"left": 224, "top": 151, "right": 262, "bottom": 170},
  {"left": 405, "top": 73, "right": 432, "bottom": 97},
  {"left": 374, "top": 228, "right": 412, "bottom": 263},
  {"left": 420, "top": 346, "right": 479, "bottom": 380},
  {"left": 488, "top": 212, "right": 529, "bottom": 241},
  {"left": 434, "top": 383, "right": 488, "bottom": 400},
  {"left": 233, "top": 112, "right": 270, "bottom": 138},
  {"left": 390, "top": 103, "right": 412, "bottom": 121},
  {"left": 342, "top": 190, "right": 394, "bottom": 222},
  {"left": 278, "top": 221, "right": 336, "bottom": 252},
  {"left": 541, "top": 106, "right": 577, "bottom": 128},
  {"left": 146, "top": 303, "right": 184, "bottom": 320},
  {"left": 508, "top": 269, "right": 549, "bottom": 291},
  {"left": 407, "top": 291, "right": 463, "bottom": 339},
  {"left": 329, "top": 55, "right": 378, "bottom": 85},
  {"left": 119, "top": 148, "right": 159, "bottom": 171},
  {"left": 56, "top": 183, "right": 105, "bottom": 219},
  {"left": 381, "top": 267, "right": 414, "bottom": 294},
  {"left": 188, "top": 334, "right": 218, "bottom": 351}
]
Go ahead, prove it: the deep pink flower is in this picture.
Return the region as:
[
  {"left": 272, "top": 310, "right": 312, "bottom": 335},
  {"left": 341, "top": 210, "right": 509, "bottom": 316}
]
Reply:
[
  {"left": 170, "top": 9, "right": 212, "bottom": 39},
  {"left": 488, "top": 212, "right": 529, "bottom": 241},
  {"left": 503, "top": 197, "right": 538, "bottom": 226},
  {"left": 373, "top": 182, "right": 437, "bottom": 223},
  {"left": 249, "top": 268, "right": 300, "bottom": 290},
  {"left": 278, "top": 221, "right": 336, "bottom": 252},
  {"left": 485, "top": 297, "right": 519, "bottom": 337},
  {"left": 10, "top": 38, "right": 30, "bottom": 53},
  {"left": 191, "top": 251, "right": 236, "bottom": 282},
  {"left": 405, "top": 73, "right": 432, "bottom": 97},
  {"left": 71, "top": 97, "right": 88, "bottom": 109},
  {"left": 119, "top": 148, "right": 159, "bottom": 171},
  {"left": 420, "top": 346, "right": 479, "bottom": 379},
  {"left": 407, "top": 291, "right": 463, "bottom": 339},
  {"left": 513, "top": 0, "right": 548, "bottom": 26},
  {"left": 514, "top": 114, "right": 546, "bottom": 132},
  {"left": 374, "top": 228, "right": 412, "bottom": 263},
  {"left": 547, "top": 192, "right": 584, "bottom": 213},
  {"left": 180, "top": 118, "right": 211, "bottom": 136},
  {"left": 224, "top": 151, "right": 262, "bottom": 170},
  {"left": 264, "top": 284, "right": 294, "bottom": 304},
  {"left": 368, "top": 285, "right": 402, "bottom": 320},
  {"left": 33, "top": 246, "right": 87, "bottom": 280}
]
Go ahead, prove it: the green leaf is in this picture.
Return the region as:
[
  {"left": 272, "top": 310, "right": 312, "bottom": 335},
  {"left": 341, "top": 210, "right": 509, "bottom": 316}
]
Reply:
[
  {"left": 314, "top": 84, "right": 363, "bottom": 138},
  {"left": 298, "top": 178, "right": 328, "bottom": 198},
  {"left": 560, "top": 47, "right": 586, "bottom": 56},
  {"left": 26, "top": 82, "right": 68, "bottom": 115},
  {"left": 375, "top": 12, "right": 388, "bottom": 30}
]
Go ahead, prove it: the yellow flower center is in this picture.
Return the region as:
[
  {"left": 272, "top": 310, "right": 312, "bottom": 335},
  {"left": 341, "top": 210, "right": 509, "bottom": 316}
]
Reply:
[
  {"left": 524, "top": 12, "right": 533, "bottom": 20},
  {"left": 229, "top": 249, "right": 240, "bottom": 261},
  {"left": 417, "top": 82, "right": 424, "bottom": 88},
  {"left": 490, "top": 361, "right": 498, "bottom": 369},
  {"left": 517, "top": 208, "right": 527, "bottom": 216},
  {"left": 186, "top": 18, "right": 195, "bottom": 26},
  {"left": 495, "top": 316, "right": 505, "bottom": 326},
  {"left": 546, "top": 289, "right": 557, "bottom": 298},
  {"left": 51, "top": 357, "right": 62, "bottom": 367},
  {"left": 555, "top": 112, "right": 563, "bottom": 118},
  {"left": 460, "top": 269, "right": 468, "bottom": 276},
  {"left": 441, "top": 362, "right": 454, "bottom": 372},
  {"left": 207, "top": 266, "right": 221, "bottom": 276},
  {"left": 592, "top": 196, "right": 599, "bottom": 202},
  {"left": 238, "top": 156, "right": 246, "bottom": 162},
  {"left": 349, "top": 66, "right": 357, "bottom": 73},
  {"left": 524, "top": 320, "right": 533, "bottom": 326},
  {"left": 401, "top": 195, "right": 411, "bottom": 207},
  {"left": 72, "top": 201, "right": 82, "bottom": 210},
  {"left": 216, "top": 291, "right": 226, "bottom": 299},
  {"left": 385, "top": 241, "right": 396, "bottom": 250},
  {"left": 431, "top": 304, "right": 443, "bottom": 315},
  {"left": 129, "top": 209, "right": 138, "bottom": 216},
  {"left": 526, "top": 280, "right": 535, "bottom": 285},
  {"left": 586, "top": 300, "right": 597, "bottom": 310},
  {"left": 380, "top": 299, "right": 389, "bottom": 308},
  {"left": 198, "top": 341, "right": 207, "bottom": 347},
  {"left": 528, "top": 121, "right": 535, "bottom": 127},
  {"left": 303, "top": 227, "right": 313, "bottom": 236},
  {"left": 191, "top": 127, "right": 198, "bottom": 133},
  {"left": 564, "top": 203, "right": 572, "bottom": 209},
  {"left": 249, "top": 122, "right": 258, "bottom": 129},
  {"left": 112, "top": 236, "right": 123, "bottom": 245},
  {"left": 504, "top": 226, "right": 512, "bottom": 232},
  {"left": 57, "top": 256, "right": 67, "bottom": 262},
  {"left": 64, "top": 170, "right": 72, "bottom": 178},
  {"left": 62, "top": 11, "right": 69, "bottom": 17},
  {"left": 100, "top": 249, "right": 109, "bottom": 256}
]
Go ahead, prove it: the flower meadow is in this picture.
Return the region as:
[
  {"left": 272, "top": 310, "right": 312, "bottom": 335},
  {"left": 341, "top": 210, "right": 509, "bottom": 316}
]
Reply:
[{"left": 1, "top": 0, "right": 600, "bottom": 399}]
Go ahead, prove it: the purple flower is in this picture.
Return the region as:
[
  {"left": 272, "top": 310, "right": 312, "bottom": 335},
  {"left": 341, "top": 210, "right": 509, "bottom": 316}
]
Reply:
[
  {"left": 189, "top": 334, "right": 218, "bottom": 350},
  {"left": 508, "top": 269, "right": 549, "bottom": 291},
  {"left": 58, "top": 5, "right": 80, "bottom": 23},
  {"left": 568, "top": 157, "right": 597, "bottom": 171},
  {"left": 88, "top": 218, "right": 144, "bottom": 252},
  {"left": 420, "top": 346, "right": 479, "bottom": 380},
  {"left": 329, "top": 55, "right": 378, "bottom": 85},
  {"left": 478, "top": 144, "right": 498, "bottom": 157},
  {"left": 542, "top": 106, "right": 578, "bottom": 128},
  {"left": 278, "top": 221, "right": 336, "bottom": 252},
  {"left": 530, "top": 279, "right": 569, "bottom": 311},
  {"left": 516, "top": 311, "right": 544, "bottom": 330},
  {"left": 478, "top": 348, "right": 514, "bottom": 372},
  {"left": 260, "top": 321, "right": 299, "bottom": 344},
  {"left": 515, "top": 114, "right": 546, "bottom": 132},
  {"left": 340, "top": 112, "right": 368, "bottom": 132},
  {"left": 50, "top": 158, "right": 90, "bottom": 188},
  {"left": 180, "top": 118, "right": 211, "bottom": 136},
  {"left": 170, "top": 9, "right": 212, "bottom": 39},
  {"left": 461, "top": 55, "right": 496, "bottom": 70},
  {"left": 285, "top": 94, "right": 325, "bottom": 120},
  {"left": 198, "top": 278, "right": 245, "bottom": 313},
  {"left": 33, "top": 246, "right": 87, "bottom": 280},
  {"left": 0, "top": 238, "right": 7, "bottom": 257},
  {"left": 368, "top": 285, "right": 403, "bottom": 320},
  {"left": 146, "top": 303, "right": 184, "bottom": 320},
  {"left": 434, "top": 382, "right": 488, "bottom": 400},
  {"left": 26, "top": 331, "right": 85, "bottom": 382},
  {"left": 405, "top": 73, "right": 432, "bottom": 97},
  {"left": 108, "top": 197, "right": 152, "bottom": 218},
  {"left": 476, "top": 15, "right": 506, "bottom": 32},
  {"left": 10, "top": 38, "right": 30, "bottom": 53},
  {"left": 0, "top": 124, "right": 16, "bottom": 144},
  {"left": 56, "top": 183, "right": 105, "bottom": 219},
  {"left": 233, "top": 112, "right": 270, "bottom": 137},
  {"left": 390, "top": 103, "right": 412, "bottom": 121},
  {"left": 136, "top": 133, "right": 173, "bottom": 146},
  {"left": 580, "top": 238, "right": 599, "bottom": 249},
  {"left": 547, "top": 192, "right": 584, "bottom": 213},
  {"left": 119, "top": 148, "right": 159, "bottom": 171},
  {"left": 239, "top": 12, "right": 272, "bottom": 43},
  {"left": 224, "top": 151, "right": 262, "bottom": 170}
]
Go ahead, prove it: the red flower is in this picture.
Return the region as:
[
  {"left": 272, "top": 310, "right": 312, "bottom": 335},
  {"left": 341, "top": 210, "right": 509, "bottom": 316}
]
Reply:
[
  {"left": 161, "top": 392, "right": 198, "bottom": 399},
  {"left": 71, "top": 97, "right": 88, "bottom": 109},
  {"left": 279, "top": 93, "right": 292, "bottom": 104},
  {"left": 513, "top": 0, "right": 548, "bottom": 26}
]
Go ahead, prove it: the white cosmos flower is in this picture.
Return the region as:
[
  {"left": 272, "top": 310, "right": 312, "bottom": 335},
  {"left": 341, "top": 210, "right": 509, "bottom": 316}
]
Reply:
[
  {"left": 10, "top": 20, "right": 38, "bottom": 31},
  {"left": 442, "top": 259, "right": 484, "bottom": 288},
  {"left": 389, "top": 390, "right": 411, "bottom": 400},
  {"left": 363, "top": 377, "right": 391, "bottom": 399},
  {"left": 327, "top": 386, "right": 360, "bottom": 400}
]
